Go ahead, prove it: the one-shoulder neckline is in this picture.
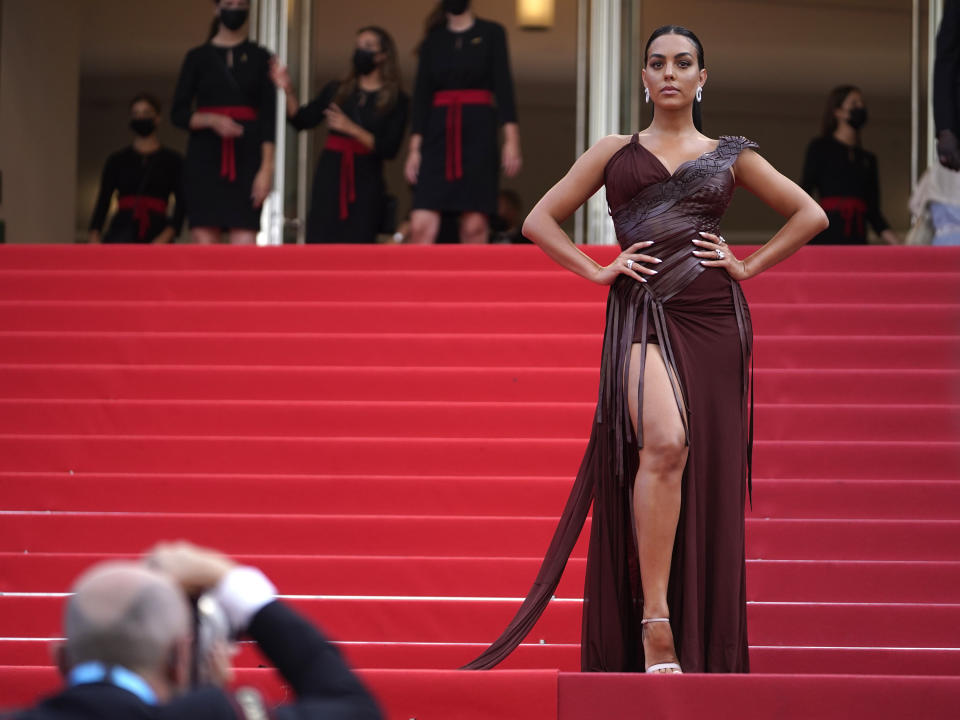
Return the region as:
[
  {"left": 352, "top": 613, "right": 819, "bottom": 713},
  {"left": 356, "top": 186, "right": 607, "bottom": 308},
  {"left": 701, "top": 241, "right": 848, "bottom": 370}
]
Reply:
[{"left": 633, "top": 134, "right": 724, "bottom": 178}]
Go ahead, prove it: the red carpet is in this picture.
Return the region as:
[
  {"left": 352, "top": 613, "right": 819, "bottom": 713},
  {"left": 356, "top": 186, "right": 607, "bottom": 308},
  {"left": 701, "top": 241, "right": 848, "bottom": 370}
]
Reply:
[{"left": 0, "top": 244, "right": 958, "bottom": 719}]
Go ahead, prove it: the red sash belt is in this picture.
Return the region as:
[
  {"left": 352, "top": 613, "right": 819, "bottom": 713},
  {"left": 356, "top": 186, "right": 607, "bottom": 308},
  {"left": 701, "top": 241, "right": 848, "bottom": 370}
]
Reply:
[
  {"left": 117, "top": 196, "right": 169, "bottom": 239},
  {"left": 197, "top": 106, "right": 258, "bottom": 182},
  {"left": 324, "top": 134, "right": 372, "bottom": 220},
  {"left": 820, "top": 196, "right": 867, "bottom": 237},
  {"left": 432, "top": 89, "right": 494, "bottom": 181}
]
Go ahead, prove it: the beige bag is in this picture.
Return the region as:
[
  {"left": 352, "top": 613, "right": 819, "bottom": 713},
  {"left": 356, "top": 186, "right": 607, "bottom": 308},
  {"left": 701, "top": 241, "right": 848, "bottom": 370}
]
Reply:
[{"left": 905, "top": 204, "right": 934, "bottom": 246}]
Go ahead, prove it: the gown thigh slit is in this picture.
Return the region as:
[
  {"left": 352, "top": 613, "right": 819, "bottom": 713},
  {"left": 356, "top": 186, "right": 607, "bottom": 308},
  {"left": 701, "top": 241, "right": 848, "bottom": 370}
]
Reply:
[{"left": 463, "top": 134, "right": 758, "bottom": 674}]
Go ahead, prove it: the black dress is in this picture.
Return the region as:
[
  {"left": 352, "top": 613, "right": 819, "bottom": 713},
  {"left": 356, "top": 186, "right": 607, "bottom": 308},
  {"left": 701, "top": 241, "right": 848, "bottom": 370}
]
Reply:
[
  {"left": 801, "top": 136, "right": 890, "bottom": 244},
  {"left": 171, "top": 41, "right": 277, "bottom": 231},
  {"left": 411, "top": 19, "right": 517, "bottom": 215},
  {"left": 933, "top": 0, "right": 959, "bottom": 138},
  {"left": 290, "top": 81, "right": 409, "bottom": 244},
  {"left": 465, "top": 135, "right": 758, "bottom": 674},
  {"left": 89, "top": 147, "right": 184, "bottom": 243}
]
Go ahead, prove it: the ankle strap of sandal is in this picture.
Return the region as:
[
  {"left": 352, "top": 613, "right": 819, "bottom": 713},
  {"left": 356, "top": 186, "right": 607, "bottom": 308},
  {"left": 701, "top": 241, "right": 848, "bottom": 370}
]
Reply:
[{"left": 641, "top": 617, "right": 670, "bottom": 625}]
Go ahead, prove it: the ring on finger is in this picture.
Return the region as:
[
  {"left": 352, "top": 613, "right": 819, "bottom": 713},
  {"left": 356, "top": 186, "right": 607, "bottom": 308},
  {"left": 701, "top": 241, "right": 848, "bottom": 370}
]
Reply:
[
  {"left": 718, "top": 236, "right": 726, "bottom": 244},
  {"left": 716, "top": 249, "right": 725, "bottom": 260},
  {"left": 626, "top": 258, "right": 634, "bottom": 270}
]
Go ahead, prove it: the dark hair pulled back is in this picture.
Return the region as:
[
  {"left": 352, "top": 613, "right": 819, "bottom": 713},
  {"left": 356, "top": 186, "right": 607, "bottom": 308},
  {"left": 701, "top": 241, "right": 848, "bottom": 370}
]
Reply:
[
  {"left": 334, "top": 26, "right": 403, "bottom": 114},
  {"left": 643, "top": 25, "right": 705, "bottom": 132},
  {"left": 207, "top": 0, "right": 249, "bottom": 41},
  {"left": 821, "top": 85, "right": 861, "bottom": 140},
  {"left": 417, "top": 1, "right": 472, "bottom": 54},
  {"left": 129, "top": 93, "right": 162, "bottom": 114},
  {"left": 208, "top": 0, "right": 220, "bottom": 41}
]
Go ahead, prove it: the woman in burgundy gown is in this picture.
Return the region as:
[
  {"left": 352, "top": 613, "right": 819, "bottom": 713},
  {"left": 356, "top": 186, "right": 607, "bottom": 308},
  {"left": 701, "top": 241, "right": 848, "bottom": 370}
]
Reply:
[{"left": 464, "top": 26, "right": 828, "bottom": 674}]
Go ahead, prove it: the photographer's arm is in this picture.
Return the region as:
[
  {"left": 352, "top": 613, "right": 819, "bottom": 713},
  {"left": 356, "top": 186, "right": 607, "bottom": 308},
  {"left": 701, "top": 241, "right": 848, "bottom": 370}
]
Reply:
[{"left": 148, "top": 543, "right": 383, "bottom": 720}]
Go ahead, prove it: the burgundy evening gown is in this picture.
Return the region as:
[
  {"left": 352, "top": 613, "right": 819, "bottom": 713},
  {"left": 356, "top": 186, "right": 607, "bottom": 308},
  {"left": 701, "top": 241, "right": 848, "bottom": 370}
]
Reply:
[{"left": 465, "top": 134, "right": 758, "bottom": 673}]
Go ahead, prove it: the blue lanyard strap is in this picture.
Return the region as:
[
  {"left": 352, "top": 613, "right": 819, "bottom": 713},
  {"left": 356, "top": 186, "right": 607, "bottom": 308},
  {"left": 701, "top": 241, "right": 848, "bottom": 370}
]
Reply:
[{"left": 68, "top": 662, "right": 158, "bottom": 706}]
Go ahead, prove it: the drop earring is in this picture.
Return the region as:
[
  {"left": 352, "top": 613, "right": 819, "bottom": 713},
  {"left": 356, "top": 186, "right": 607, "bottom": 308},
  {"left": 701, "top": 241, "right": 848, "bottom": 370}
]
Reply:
[
  {"left": 696, "top": 86, "right": 703, "bottom": 102},
  {"left": 644, "top": 87, "right": 650, "bottom": 104}
]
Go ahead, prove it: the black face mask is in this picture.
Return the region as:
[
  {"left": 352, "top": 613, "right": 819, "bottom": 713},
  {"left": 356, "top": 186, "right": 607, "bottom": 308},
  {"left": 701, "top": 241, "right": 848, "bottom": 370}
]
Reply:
[
  {"left": 847, "top": 107, "right": 868, "bottom": 130},
  {"left": 353, "top": 49, "right": 378, "bottom": 76},
  {"left": 219, "top": 8, "right": 249, "bottom": 31},
  {"left": 130, "top": 118, "right": 157, "bottom": 137},
  {"left": 443, "top": 0, "right": 469, "bottom": 15}
]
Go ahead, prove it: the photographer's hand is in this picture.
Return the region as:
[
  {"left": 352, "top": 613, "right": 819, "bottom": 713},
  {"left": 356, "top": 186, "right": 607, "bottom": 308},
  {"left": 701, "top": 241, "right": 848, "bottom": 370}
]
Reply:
[
  {"left": 147, "top": 541, "right": 277, "bottom": 635},
  {"left": 146, "top": 541, "right": 236, "bottom": 597}
]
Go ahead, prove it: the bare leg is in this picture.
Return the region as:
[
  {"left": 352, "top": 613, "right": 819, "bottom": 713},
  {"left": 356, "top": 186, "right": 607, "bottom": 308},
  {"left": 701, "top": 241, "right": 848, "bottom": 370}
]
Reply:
[
  {"left": 227, "top": 229, "right": 257, "bottom": 245},
  {"left": 459, "top": 211, "right": 489, "bottom": 244},
  {"left": 409, "top": 209, "right": 440, "bottom": 244},
  {"left": 191, "top": 227, "right": 221, "bottom": 245},
  {"left": 627, "top": 342, "right": 687, "bottom": 672}
]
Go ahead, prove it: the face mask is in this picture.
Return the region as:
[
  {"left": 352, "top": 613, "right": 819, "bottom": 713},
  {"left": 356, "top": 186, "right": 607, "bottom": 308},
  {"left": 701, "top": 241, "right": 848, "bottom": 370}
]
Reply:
[
  {"left": 847, "top": 107, "right": 868, "bottom": 130},
  {"left": 219, "top": 8, "right": 249, "bottom": 31},
  {"left": 443, "top": 0, "right": 469, "bottom": 15},
  {"left": 130, "top": 118, "right": 157, "bottom": 137},
  {"left": 353, "top": 49, "right": 378, "bottom": 76}
]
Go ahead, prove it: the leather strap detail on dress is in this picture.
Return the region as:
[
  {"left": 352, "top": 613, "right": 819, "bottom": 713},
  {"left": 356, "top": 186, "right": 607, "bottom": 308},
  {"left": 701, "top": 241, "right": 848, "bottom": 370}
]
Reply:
[
  {"left": 730, "top": 279, "right": 754, "bottom": 508},
  {"left": 432, "top": 89, "right": 495, "bottom": 181},
  {"left": 197, "top": 106, "right": 258, "bottom": 182}
]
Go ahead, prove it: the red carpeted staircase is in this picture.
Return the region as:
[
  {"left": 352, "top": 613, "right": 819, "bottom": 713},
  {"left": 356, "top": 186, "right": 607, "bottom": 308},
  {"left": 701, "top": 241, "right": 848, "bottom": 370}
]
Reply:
[{"left": 1, "top": 244, "right": 959, "bottom": 719}]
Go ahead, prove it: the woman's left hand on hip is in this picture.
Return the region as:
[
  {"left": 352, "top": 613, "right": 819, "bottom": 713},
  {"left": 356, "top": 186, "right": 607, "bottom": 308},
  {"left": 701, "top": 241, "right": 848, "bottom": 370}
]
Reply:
[{"left": 693, "top": 231, "right": 749, "bottom": 281}]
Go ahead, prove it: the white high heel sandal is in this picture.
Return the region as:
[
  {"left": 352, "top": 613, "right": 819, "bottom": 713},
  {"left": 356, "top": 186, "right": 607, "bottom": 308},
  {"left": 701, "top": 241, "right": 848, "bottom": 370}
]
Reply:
[{"left": 641, "top": 617, "right": 683, "bottom": 674}]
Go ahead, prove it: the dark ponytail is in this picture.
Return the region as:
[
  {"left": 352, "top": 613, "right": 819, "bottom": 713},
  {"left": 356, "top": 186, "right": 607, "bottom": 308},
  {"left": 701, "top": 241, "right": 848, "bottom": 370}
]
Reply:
[
  {"left": 207, "top": 0, "right": 220, "bottom": 41},
  {"left": 821, "top": 85, "right": 860, "bottom": 140},
  {"left": 416, "top": 2, "right": 447, "bottom": 54},
  {"left": 643, "top": 25, "right": 705, "bottom": 132}
]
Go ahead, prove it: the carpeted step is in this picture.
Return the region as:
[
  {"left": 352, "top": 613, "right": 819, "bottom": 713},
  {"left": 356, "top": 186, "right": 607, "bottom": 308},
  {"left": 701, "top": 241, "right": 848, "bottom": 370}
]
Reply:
[
  {"left": 3, "top": 512, "right": 959, "bottom": 561},
  {"left": 0, "top": 270, "right": 957, "bottom": 304},
  {"left": 3, "top": 473, "right": 959, "bottom": 520},
  {"left": 4, "top": 331, "right": 957, "bottom": 369},
  {"left": 5, "top": 664, "right": 960, "bottom": 720},
  {"left": 2, "top": 596, "right": 959, "bottom": 649},
  {"left": 4, "top": 642, "right": 960, "bottom": 678},
  {"left": 3, "top": 552, "right": 958, "bottom": 603},
  {"left": 3, "top": 244, "right": 959, "bottom": 272},
  {"left": 0, "top": 666, "right": 561, "bottom": 720},
  {"left": 557, "top": 672, "right": 960, "bottom": 720},
  {"left": 2, "top": 399, "right": 955, "bottom": 442},
  {"left": 1, "top": 365, "right": 955, "bottom": 405},
  {"left": 2, "top": 640, "right": 959, "bottom": 677},
  {"left": 2, "top": 300, "right": 957, "bottom": 336},
  {"left": 1, "top": 435, "right": 956, "bottom": 480}
]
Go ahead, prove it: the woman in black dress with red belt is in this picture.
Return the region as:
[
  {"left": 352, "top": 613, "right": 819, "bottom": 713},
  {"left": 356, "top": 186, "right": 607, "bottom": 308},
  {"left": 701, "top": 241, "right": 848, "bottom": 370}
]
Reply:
[
  {"left": 88, "top": 93, "right": 184, "bottom": 244},
  {"left": 171, "top": 0, "right": 276, "bottom": 245},
  {"left": 404, "top": 0, "right": 522, "bottom": 244},
  {"left": 801, "top": 85, "right": 900, "bottom": 245},
  {"left": 271, "top": 26, "right": 409, "bottom": 244}
]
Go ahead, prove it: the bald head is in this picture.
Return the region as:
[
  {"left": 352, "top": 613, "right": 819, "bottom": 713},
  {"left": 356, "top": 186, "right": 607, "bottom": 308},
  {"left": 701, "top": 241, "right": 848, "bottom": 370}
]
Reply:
[{"left": 64, "top": 561, "right": 190, "bottom": 674}]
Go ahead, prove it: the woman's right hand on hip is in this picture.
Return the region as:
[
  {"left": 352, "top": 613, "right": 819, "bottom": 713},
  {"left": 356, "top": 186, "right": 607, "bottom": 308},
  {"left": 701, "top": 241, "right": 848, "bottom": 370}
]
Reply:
[{"left": 593, "top": 240, "right": 661, "bottom": 286}]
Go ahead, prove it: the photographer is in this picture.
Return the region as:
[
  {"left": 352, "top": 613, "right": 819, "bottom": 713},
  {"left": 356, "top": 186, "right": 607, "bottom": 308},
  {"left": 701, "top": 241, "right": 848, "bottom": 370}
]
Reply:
[{"left": 7, "top": 542, "right": 382, "bottom": 720}]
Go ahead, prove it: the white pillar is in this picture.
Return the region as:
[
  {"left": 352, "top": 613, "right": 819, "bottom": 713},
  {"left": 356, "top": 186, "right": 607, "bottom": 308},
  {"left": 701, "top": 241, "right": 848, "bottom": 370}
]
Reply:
[
  {"left": 252, "top": 0, "right": 287, "bottom": 246},
  {"left": 927, "top": 0, "right": 945, "bottom": 173},
  {"left": 585, "top": 0, "right": 622, "bottom": 245}
]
